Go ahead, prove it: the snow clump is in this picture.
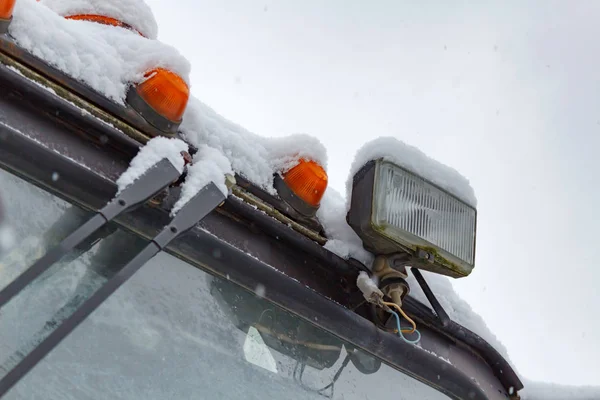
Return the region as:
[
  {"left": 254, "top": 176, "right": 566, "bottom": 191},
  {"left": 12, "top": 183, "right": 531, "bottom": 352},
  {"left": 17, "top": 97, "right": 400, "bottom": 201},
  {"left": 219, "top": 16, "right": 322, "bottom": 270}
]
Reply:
[
  {"left": 39, "top": 0, "right": 159, "bottom": 39},
  {"left": 347, "top": 136, "right": 476, "bottom": 208},
  {"left": 171, "top": 145, "right": 233, "bottom": 215},
  {"left": 116, "top": 137, "right": 188, "bottom": 193}
]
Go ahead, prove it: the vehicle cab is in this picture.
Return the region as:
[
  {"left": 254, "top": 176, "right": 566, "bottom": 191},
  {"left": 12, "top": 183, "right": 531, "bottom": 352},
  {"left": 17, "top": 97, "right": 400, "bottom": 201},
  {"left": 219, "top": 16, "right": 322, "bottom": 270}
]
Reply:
[{"left": 0, "top": 1, "right": 522, "bottom": 399}]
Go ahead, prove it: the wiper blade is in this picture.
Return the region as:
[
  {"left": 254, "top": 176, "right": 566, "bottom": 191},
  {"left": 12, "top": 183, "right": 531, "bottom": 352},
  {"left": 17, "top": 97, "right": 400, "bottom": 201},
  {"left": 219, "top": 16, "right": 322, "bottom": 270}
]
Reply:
[
  {"left": 0, "top": 181, "right": 226, "bottom": 398},
  {"left": 0, "top": 158, "right": 180, "bottom": 310}
]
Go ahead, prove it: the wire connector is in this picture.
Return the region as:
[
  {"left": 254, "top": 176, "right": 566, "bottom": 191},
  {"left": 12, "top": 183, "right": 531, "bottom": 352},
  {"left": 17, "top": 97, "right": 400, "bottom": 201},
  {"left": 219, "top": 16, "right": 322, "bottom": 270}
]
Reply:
[{"left": 356, "top": 271, "right": 384, "bottom": 305}]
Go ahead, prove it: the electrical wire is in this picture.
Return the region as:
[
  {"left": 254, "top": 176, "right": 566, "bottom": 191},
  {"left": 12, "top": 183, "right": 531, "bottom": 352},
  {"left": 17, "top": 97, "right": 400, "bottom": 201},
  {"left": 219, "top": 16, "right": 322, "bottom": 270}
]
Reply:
[
  {"left": 388, "top": 309, "right": 421, "bottom": 345},
  {"left": 381, "top": 301, "right": 416, "bottom": 333},
  {"left": 294, "top": 355, "right": 351, "bottom": 399},
  {"left": 380, "top": 301, "right": 421, "bottom": 344},
  {"left": 315, "top": 355, "right": 351, "bottom": 398}
]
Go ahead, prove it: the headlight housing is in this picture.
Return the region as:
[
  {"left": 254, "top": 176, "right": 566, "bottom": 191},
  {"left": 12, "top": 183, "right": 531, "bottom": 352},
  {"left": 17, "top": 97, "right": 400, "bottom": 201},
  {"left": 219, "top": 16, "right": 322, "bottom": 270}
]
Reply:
[{"left": 347, "top": 159, "right": 476, "bottom": 278}]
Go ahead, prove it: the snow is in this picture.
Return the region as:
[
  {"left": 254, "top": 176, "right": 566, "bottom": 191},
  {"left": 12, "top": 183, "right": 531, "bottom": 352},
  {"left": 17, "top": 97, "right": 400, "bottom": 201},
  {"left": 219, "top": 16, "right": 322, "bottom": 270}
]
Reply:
[
  {"left": 347, "top": 137, "right": 477, "bottom": 208},
  {"left": 393, "top": 260, "right": 600, "bottom": 400},
  {"left": 10, "top": 0, "right": 190, "bottom": 104},
  {"left": 9, "top": 0, "right": 326, "bottom": 194},
  {"left": 179, "top": 99, "right": 273, "bottom": 191},
  {"left": 40, "top": 0, "right": 158, "bottom": 39},
  {"left": 180, "top": 99, "right": 327, "bottom": 194},
  {"left": 171, "top": 145, "right": 233, "bottom": 215},
  {"left": 317, "top": 187, "right": 373, "bottom": 266},
  {"left": 265, "top": 133, "right": 328, "bottom": 174},
  {"left": 406, "top": 269, "right": 511, "bottom": 361},
  {"left": 116, "top": 137, "right": 188, "bottom": 193},
  {"left": 356, "top": 271, "right": 382, "bottom": 303}
]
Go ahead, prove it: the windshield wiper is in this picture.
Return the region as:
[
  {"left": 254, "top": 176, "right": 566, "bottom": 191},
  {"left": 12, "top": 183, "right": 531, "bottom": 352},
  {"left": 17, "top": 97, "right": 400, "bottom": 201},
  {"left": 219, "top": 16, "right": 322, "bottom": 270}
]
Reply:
[
  {"left": 0, "top": 158, "right": 180, "bottom": 310},
  {"left": 0, "top": 180, "right": 226, "bottom": 398}
]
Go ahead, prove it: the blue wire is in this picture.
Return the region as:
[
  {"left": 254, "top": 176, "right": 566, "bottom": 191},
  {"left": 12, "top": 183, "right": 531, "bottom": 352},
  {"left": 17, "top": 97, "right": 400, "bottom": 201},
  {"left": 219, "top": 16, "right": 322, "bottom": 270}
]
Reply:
[{"left": 389, "top": 309, "right": 421, "bottom": 344}]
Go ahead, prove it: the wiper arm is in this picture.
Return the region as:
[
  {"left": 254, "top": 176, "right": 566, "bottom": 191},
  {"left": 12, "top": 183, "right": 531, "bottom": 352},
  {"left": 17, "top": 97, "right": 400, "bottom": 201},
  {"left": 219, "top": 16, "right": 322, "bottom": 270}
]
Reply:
[
  {"left": 0, "top": 158, "right": 180, "bottom": 310},
  {"left": 0, "top": 181, "right": 226, "bottom": 398}
]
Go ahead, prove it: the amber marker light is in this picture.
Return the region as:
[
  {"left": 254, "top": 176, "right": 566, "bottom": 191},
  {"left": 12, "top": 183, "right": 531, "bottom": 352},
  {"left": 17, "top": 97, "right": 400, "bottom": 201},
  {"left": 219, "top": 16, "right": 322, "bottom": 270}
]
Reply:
[
  {"left": 65, "top": 14, "right": 144, "bottom": 36},
  {"left": 0, "top": 0, "right": 16, "bottom": 34},
  {"left": 126, "top": 68, "right": 190, "bottom": 135},
  {"left": 282, "top": 159, "right": 328, "bottom": 207},
  {"left": 0, "top": 0, "right": 15, "bottom": 20},
  {"left": 137, "top": 69, "right": 189, "bottom": 122}
]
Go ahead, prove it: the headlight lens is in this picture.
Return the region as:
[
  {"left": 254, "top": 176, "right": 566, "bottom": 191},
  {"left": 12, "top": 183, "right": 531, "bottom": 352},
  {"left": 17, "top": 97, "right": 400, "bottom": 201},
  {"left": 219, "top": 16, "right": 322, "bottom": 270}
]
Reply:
[
  {"left": 374, "top": 162, "right": 476, "bottom": 265},
  {"left": 348, "top": 160, "right": 477, "bottom": 278}
]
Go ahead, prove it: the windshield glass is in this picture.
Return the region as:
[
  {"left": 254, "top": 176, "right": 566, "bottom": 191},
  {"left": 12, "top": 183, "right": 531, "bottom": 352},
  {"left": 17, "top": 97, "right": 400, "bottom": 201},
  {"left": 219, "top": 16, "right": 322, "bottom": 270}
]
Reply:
[{"left": 0, "top": 169, "right": 449, "bottom": 399}]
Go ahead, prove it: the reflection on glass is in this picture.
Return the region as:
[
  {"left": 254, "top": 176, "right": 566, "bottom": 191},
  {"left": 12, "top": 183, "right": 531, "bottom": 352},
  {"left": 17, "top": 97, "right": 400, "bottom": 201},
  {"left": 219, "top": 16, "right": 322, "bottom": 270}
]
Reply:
[
  {"left": 0, "top": 170, "right": 69, "bottom": 287},
  {"left": 0, "top": 169, "right": 146, "bottom": 378},
  {"left": 0, "top": 168, "right": 448, "bottom": 399},
  {"left": 243, "top": 326, "right": 278, "bottom": 374},
  {"left": 0, "top": 187, "right": 13, "bottom": 255}
]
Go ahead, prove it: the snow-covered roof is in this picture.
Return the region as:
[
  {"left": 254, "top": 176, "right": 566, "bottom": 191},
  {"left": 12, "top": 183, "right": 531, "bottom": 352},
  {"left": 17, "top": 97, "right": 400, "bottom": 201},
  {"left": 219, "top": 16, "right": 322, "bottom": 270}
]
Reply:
[
  {"left": 116, "top": 137, "right": 188, "bottom": 193},
  {"left": 171, "top": 144, "right": 233, "bottom": 215}
]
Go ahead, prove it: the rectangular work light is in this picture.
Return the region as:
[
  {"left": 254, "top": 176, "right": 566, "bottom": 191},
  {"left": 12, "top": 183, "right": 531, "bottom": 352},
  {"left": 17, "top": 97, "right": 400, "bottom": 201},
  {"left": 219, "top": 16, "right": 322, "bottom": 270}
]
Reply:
[{"left": 347, "top": 160, "right": 476, "bottom": 278}]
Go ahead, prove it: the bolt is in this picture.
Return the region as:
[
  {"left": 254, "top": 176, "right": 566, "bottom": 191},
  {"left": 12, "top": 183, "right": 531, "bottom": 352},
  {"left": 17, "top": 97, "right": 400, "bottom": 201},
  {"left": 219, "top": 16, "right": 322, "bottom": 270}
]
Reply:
[{"left": 417, "top": 249, "right": 434, "bottom": 263}]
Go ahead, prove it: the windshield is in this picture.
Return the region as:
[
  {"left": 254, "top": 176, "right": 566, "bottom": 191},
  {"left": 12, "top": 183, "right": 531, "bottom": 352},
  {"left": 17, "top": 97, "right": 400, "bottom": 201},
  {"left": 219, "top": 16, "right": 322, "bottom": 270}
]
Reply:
[{"left": 0, "top": 169, "right": 449, "bottom": 399}]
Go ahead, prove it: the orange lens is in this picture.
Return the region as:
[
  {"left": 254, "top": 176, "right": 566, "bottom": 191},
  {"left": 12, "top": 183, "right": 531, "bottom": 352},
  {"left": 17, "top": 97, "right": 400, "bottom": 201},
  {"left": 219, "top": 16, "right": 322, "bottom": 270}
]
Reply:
[
  {"left": 0, "top": 0, "right": 16, "bottom": 20},
  {"left": 137, "top": 68, "right": 190, "bottom": 122},
  {"left": 283, "top": 159, "right": 328, "bottom": 206},
  {"left": 65, "top": 14, "right": 144, "bottom": 37}
]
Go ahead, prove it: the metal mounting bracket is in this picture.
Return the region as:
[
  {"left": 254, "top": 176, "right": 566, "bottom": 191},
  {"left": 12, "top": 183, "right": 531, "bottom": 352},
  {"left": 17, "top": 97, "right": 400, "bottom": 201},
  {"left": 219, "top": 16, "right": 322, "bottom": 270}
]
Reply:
[{"left": 411, "top": 268, "right": 450, "bottom": 327}]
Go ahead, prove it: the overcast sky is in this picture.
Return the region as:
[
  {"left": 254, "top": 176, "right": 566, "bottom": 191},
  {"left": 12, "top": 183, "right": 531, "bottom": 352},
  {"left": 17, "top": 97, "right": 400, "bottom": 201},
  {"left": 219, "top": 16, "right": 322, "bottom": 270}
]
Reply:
[{"left": 145, "top": 0, "right": 599, "bottom": 386}]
